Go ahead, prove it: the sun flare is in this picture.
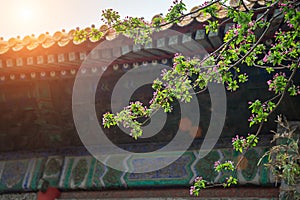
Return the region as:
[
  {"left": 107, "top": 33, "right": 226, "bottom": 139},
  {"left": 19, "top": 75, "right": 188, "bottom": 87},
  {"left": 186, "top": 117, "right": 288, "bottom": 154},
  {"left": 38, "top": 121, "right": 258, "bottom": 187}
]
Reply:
[{"left": 18, "top": 6, "right": 33, "bottom": 21}]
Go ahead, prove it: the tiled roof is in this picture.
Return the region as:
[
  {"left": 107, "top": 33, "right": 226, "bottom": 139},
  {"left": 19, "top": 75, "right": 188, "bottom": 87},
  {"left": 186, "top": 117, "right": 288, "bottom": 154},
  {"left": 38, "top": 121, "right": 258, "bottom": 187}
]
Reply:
[{"left": 0, "top": 0, "right": 268, "bottom": 55}]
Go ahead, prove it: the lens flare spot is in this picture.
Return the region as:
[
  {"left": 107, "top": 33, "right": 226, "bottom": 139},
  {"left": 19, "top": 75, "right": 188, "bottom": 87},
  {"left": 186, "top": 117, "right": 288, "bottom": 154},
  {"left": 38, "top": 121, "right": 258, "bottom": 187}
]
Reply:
[{"left": 19, "top": 7, "right": 33, "bottom": 21}]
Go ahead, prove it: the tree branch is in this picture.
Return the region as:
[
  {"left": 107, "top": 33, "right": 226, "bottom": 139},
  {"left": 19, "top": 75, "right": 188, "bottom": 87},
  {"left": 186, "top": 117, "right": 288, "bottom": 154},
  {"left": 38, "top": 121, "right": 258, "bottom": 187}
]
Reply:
[{"left": 235, "top": 64, "right": 299, "bottom": 170}]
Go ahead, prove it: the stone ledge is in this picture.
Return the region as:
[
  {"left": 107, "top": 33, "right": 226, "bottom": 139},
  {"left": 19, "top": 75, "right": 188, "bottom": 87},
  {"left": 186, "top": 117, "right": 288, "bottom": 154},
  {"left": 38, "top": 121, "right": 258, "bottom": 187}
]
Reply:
[{"left": 59, "top": 187, "right": 279, "bottom": 199}]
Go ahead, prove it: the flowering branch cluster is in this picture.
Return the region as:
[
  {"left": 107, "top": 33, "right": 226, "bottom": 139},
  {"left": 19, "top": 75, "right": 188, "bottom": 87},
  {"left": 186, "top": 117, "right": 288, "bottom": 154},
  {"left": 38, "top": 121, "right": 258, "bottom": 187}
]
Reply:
[
  {"left": 165, "top": 0, "right": 187, "bottom": 23},
  {"left": 248, "top": 100, "right": 276, "bottom": 127},
  {"left": 98, "top": 1, "right": 300, "bottom": 193},
  {"left": 190, "top": 160, "right": 237, "bottom": 196},
  {"left": 214, "top": 160, "right": 235, "bottom": 172},
  {"left": 76, "top": 0, "right": 300, "bottom": 198},
  {"left": 103, "top": 53, "right": 221, "bottom": 138},
  {"left": 103, "top": 101, "right": 150, "bottom": 139},
  {"left": 267, "top": 72, "right": 300, "bottom": 96},
  {"left": 190, "top": 132, "right": 259, "bottom": 195},
  {"left": 232, "top": 134, "right": 259, "bottom": 153},
  {"left": 190, "top": 176, "right": 206, "bottom": 196}
]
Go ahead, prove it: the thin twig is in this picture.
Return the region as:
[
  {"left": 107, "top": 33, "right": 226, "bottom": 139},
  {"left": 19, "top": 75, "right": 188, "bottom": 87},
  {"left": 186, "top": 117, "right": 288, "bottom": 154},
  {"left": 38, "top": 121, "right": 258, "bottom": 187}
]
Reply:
[
  {"left": 140, "top": 107, "right": 161, "bottom": 126},
  {"left": 190, "top": 87, "right": 208, "bottom": 95},
  {"left": 253, "top": 63, "right": 288, "bottom": 70}
]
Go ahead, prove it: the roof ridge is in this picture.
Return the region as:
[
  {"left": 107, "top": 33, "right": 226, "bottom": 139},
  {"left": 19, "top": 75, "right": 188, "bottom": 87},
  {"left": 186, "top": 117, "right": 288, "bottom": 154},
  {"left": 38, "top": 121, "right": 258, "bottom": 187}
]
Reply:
[{"left": 0, "top": 0, "right": 267, "bottom": 55}]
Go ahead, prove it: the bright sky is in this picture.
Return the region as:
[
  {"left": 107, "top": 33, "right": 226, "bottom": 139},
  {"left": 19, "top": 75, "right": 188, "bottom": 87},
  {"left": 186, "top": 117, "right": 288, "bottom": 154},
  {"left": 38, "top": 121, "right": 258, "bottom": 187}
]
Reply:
[{"left": 0, "top": 0, "right": 203, "bottom": 40}]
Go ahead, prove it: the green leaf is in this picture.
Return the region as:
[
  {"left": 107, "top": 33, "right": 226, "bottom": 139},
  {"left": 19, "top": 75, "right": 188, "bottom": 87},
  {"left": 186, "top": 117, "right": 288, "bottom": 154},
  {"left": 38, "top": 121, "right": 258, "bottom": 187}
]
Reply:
[{"left": 266, "top": 67, "right": 274, "bottom": 74}]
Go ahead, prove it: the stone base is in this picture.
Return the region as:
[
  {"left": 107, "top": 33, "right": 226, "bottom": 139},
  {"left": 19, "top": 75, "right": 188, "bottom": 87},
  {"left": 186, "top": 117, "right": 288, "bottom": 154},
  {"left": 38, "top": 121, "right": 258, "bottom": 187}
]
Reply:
[
  {"left": 0, "top": 192, "right": 36, "bottom": 200},
  {"left": 59, "top": 187, "right": 279, "bottom": 199}
]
